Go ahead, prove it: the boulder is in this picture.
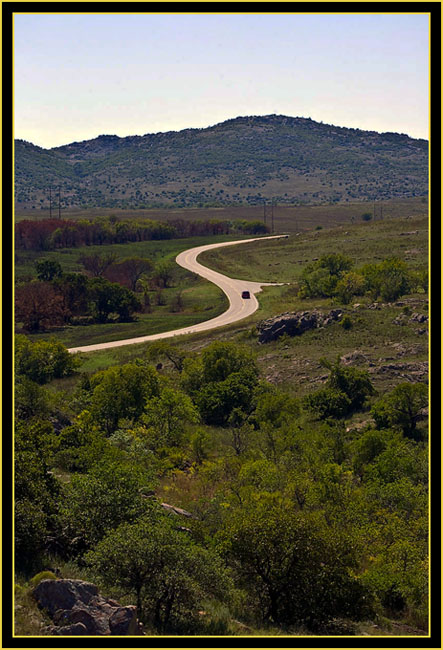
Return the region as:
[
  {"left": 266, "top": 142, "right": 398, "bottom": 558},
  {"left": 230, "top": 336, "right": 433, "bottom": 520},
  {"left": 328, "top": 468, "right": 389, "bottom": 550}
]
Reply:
[
  {"left": 33, "top": 579, "right": 141, "bottom": 636},
  {"left": 257, "top": 309, "right": 343, "bottom": 343}
]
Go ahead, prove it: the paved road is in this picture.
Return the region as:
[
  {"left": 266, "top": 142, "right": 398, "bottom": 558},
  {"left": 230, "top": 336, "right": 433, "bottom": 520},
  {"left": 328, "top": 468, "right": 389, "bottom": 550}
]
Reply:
[{"left": 68, "top": 235, "right": 286, "bottom": 353}]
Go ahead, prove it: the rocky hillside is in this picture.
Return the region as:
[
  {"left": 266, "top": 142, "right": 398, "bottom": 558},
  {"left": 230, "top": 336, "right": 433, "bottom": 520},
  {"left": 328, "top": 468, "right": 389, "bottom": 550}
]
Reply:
[{"left": 15, "top": 114, "right": 428, "bottom": 211}]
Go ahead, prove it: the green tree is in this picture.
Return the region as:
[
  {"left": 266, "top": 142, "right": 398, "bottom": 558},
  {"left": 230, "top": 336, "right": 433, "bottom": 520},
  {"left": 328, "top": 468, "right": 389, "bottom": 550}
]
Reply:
[
  {"left": 335, "top": 271, "right": 365, "bottom": 304},
  {"left": 87, "top": 277, "right": 141, "bottom": 323},
  {"left": 89, "top": 362, "right": 160, "bottom": 434},
  {"left": 141, "top": 385, "right": 199, "bottom": 448},
  {"left": 152, "top": 260, "right": 174, "bottom": 288},
  {"left": 35, "top": 258, "right": 62, "bottom": 281},
  {"left": 15, "top": 420, "right": 61, "bottom": 573},
  {"left": 371, "top": 382, "right": 428, "bottom": 440},
  {"left": 85, "top": 513, "right": 232, "bottom": 630},
  {"left": 300, "top": 254, "right": 354, "bottom": 298},
  {"left": 15, "top": 335, "right": 79, "bottom": 384},
  {"left": 361, "top": 258, "right": 411, "bottom": 302},
  {"left": 59, "top": 461, "right": 154, "bottom": 551},
  {"left": 305, "top": 358, "right": 375, "bottom": 419},
  {"left": 217, "top": 503, "right": 371, "bottom": 630},
  {"left": 182, "top": 342, "right": 259, "bottom": 426},
  {"left": 146, "top": 340, "right": 188, "bottom": 372}
]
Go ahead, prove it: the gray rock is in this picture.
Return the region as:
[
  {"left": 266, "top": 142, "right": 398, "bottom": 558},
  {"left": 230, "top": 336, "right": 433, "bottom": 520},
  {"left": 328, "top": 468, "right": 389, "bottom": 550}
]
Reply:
[
  {"left": 257, "top": 309, "right": 343, "bottom": 343},
  {"left": 33, "top": 579, "right": 141, "bottom": 636}
]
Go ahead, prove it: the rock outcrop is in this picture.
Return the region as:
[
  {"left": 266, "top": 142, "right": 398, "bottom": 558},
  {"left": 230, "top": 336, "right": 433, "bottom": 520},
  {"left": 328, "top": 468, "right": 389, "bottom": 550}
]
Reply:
[
  {"left": 257, "top": 309, "right": 343, "bottom": 343},
  {"left": 33, "top": 579, "right": 142, "bottom": 636}
]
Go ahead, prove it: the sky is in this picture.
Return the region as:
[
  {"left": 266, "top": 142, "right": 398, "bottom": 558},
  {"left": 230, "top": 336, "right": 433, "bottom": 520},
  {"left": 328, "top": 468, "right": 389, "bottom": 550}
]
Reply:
[{"left": 13, "top": 12, "right": 429, "bottom": 148}]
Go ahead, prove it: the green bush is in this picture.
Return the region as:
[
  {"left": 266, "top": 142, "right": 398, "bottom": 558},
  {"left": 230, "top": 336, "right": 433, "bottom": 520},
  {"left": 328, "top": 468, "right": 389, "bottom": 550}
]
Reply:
[
  {"left": 15, "top": 335, "right": 79, "bottom": 384},
  {"left": 305, "top": 387, "right": 352, "bottom": 419},
  {"left": 340, "top": 315, "right": 353, "bottom": 330},
  {"left": 29, "top": 571, "right": 57, "bottom": 589}
]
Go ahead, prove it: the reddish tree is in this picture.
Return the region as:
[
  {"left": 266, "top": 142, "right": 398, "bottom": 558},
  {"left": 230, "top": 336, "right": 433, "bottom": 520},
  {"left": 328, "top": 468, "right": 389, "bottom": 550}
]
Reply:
[
  {"left": 105, "top": 258, "right": 153, "bottom": 291},
  {"left": 79, "top": 252, "right": 119, "bottom": 277},
  {"left": 15, "top": 282, "right": 68, "bottom": 332}
]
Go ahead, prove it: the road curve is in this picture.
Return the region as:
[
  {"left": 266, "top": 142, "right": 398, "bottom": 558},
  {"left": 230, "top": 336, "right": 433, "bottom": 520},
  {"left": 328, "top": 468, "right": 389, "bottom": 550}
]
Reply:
[{"left": 68, "top": 235, "right": 286, "bottom": 353}]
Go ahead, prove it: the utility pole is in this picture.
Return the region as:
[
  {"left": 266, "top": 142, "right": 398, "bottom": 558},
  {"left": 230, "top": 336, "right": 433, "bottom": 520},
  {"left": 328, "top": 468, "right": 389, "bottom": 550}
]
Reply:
[
  {"left": 49, "top": 186, "right": 53, "bottom": 219},
  {"left": 58, "top": 186, "right": 61, "bottom": 219},
  {"left": 373, "top": 199, "right": 376, "bottom": 221},
  {"left": 271, "top": 199, "right": 275, "bottom": 233},
  {"left": 263, "top": 200, "right": 267, "bottom": 226},
  {"left": 380, "top": 204, "right": 383, "bottom": 220}
]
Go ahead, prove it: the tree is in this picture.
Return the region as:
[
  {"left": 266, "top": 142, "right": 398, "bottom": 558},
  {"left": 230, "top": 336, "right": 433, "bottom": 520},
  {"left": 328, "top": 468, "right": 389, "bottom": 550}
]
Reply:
[
  {"left": 217, "top": 503, "right": 371, "bottom": 630},
  {"left": 371, "top": 382, "right": 428, "bottom": 440},
  {"left": 79, "top": 252, "right": 119, "bottom": 277},
  {"left": 321, "top": 357, "right": 375, "bottom": 412},
  {"left": 105, "top": 257, "right": 153, "bottom": 291},
  {"left": 305, "top": 358, "right": 375, "bottom": 419},
  {"left": 15, "top": 281, "right": 68, "bottom": 331},
  {"left": 15, "top": 420, "right": 61, "bottom": 573},
  {"left": 146, "top": 341, "right": 188, "bottom": 372},
  {"left": 35, "top": 259, "right": 62, "bottom": 281},
  {"left": 141, "top": 386, "right": 199, "bottom": 448},
  {"left": 15, "top": 335, "right": 79, "bottom": 384},
  {"left": 361, "top": 212, "right": 372, "bottom": 221},
  {"left": 136, "top": 277, "right": 152, "bottom": 312},
  {"left": 58, "top": 461, "right": 153, "bottom": 552},
  {"left": 85, "top": 513, "right": 232, "bottom": 630},
  {"left": 152, "top": 260, "right": 174, "bottom": 288},
  {"left": 335, "top": 271, "right": 365, "bottom": 304},
  {"left": 89, "top": 362, "right": 160, "bottom": 434},
  {"left": 87, "top": 277, "right": 141, "bottom": 323},
  {"left": 182, "top": 342, "right": 260, "bottom": 426},
  {"left": 300, "top": 254, "right": 354, "bottom": 299},
  {"left": 361, "top": 258, "right": 411, "bottom": 302},
  {"left": 53, "top": 272, "right": 89, "bottom": 317}
]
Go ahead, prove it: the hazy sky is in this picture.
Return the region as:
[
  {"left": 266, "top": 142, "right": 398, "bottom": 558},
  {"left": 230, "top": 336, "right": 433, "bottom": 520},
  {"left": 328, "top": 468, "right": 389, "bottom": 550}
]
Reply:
[{"left": 14, "top": 12, "right": 429, "bottom": 148}]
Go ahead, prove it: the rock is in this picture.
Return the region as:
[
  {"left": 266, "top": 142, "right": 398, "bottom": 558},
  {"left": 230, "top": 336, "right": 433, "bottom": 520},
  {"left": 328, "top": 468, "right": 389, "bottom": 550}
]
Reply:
[
  {"left": 257, "top": 309, "right": 343, "bottom": 343},
  {"left": 161, "top": 502, "right": 194, "bottom": 518},
  {"left": 109, "top": 607, "right": 139, "bottom": 635},
  {"left": 410, "top": 313, "right": 428, "bottom": 323},
  {"left": 46, "top": 623, "right": 89, "bottom": 635},
  {"left": 340, "top": 350, "right": 369, "bottom": 366},
  {"left": 33, "top": 580, "right": 141, "bottom": 636}
]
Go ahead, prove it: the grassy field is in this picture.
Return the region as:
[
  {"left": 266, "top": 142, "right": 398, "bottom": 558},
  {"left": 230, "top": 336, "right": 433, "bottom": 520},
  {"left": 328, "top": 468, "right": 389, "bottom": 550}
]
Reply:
[
  {"left": 15, "top": 196, "right": 427, "bottom": 233},
  {"left": 198, "top": 213, "right": 428, "bottom": 282}
]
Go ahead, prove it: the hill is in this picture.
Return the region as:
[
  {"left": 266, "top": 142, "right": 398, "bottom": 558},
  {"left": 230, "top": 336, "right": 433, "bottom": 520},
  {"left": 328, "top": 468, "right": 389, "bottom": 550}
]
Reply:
[{"left": 14, "top": 114, "right": 428, "bottom": 211}]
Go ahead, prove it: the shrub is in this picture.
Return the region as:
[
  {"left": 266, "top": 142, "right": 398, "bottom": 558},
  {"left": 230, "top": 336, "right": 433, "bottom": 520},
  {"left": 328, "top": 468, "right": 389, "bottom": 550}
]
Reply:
[
  {"left": 305, "top": 387, "right": 352, "bottom": 419},
  {"left": 340, "top": 315, "right": 353, "bottom": 329},
  {"left": 29, "top": 571, "right": 57, "bottom": 589}
]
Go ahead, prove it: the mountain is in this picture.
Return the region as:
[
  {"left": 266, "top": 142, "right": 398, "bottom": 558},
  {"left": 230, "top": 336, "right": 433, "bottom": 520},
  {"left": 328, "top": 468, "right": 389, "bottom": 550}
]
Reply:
[{"left": 14, "top": 115, "right": 428, "bottom": 211}]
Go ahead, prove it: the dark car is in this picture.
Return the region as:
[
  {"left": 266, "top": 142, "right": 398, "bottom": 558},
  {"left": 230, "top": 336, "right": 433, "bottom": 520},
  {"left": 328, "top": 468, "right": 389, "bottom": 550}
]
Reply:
[{"left": 241, "top": 290, "right": 251, "bottom": 299}]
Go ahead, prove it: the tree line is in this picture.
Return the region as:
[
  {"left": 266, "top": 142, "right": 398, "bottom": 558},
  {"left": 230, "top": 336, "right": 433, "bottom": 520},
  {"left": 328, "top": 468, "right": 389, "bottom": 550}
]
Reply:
[{"left": 15, "top": 217, "right": 269, "bottom": 251}]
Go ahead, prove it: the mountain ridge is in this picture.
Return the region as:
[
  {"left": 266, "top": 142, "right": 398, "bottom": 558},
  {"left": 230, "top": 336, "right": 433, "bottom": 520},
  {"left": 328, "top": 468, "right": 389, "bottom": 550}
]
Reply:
[{"left": 15, "top": 114, "right": 428, "bottom": 210}]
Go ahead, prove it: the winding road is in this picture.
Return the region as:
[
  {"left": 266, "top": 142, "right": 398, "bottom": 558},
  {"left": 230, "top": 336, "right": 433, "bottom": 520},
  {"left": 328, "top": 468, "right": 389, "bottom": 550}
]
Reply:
[{"left": 68, "top": 235, "right": 286, "bottom": 353}]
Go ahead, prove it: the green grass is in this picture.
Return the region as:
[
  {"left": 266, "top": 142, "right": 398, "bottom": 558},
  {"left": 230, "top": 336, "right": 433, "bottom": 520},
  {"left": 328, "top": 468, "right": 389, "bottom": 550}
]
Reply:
[{"left": 198, "top": 214, "right": 428, "bottom": 282}]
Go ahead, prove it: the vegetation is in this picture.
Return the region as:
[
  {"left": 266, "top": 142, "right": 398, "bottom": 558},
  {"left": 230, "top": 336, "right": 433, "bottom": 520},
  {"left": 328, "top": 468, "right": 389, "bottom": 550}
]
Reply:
[{"left": 13, "top": 209, "right": 429, "bottom": 637}]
